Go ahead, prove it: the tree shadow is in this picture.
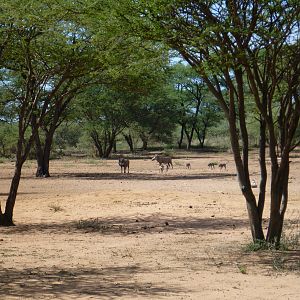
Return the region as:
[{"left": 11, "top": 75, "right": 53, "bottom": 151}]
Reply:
[
  {"left": 55, "top": 172, "right": 237, "bottom": 181},
  {"left": 237, "top": 249, "right": 300, "bottom": 273},
  {"left": 2, "top": 214, "right": 249, "bottom": 236},
  {"left": 0, "top": 192, "right": 41, "bottom": 196},
  {"left": 0, "top": 266, "right": 187, "bottom": 299}
]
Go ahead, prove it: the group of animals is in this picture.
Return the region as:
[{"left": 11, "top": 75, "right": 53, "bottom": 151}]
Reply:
[
  {"left": 118, "top": 155, "right": 174, "bottom": 174},
  {"left": 118, "top": 155, "right": 227, "bottom": 174},
  {"left": 208, "top": 162, "right": 227, "bottom": 170}
]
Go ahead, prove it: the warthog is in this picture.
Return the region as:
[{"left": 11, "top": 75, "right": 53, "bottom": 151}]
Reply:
[
  {"left": 208, "top": 162, "right": 218, "bottom": 169},
  {"left": 219, "top": 163, "right": 227, "bottom": 170},
  {"left": 152, "top": 155, "right": 173, "bottom": 169},
  {"left": 118, "top": 158, "right": 130, "bottom": 173}
]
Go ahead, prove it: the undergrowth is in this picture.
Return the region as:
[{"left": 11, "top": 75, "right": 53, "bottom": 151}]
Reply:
[{"left": 244, "top": 216, "right": 300, "bottom": 272}]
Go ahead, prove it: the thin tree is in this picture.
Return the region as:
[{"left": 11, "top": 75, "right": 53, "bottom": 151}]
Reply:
[
  {"left": 122, "top": 0, "right": 300, "bottom": 245},
  {"left": 0, "top": 0, "right": 113, "bottom": 225}
]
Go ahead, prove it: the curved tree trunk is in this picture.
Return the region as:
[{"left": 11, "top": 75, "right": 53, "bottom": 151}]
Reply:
[
  {"left": 195, "top": 123, "right": 207, "bottom": 148},
  {"left": 103, "top": 136, "right": 116, "bottom": 158},
  {"left": 227, "top": 70, "right": 265, "bottom": 241},
  {"left": 0, "top": 125, "right": 34, "bottom": 226},
  {"left": 123, "top": 133, "right": 134, "bottom": 152},
  {"left": 91, "top": 131, "right": 104, "bottom": 158},
  {"left": 0, "top": 163, "right": 22, "bottom": 226},
  {"left": 91, "top": 130, "right": 116, "bottom": 158}
]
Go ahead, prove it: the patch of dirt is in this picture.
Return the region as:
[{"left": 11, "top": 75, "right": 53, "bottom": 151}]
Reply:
[{"left": 0, "top": 152, "right": 299, "bottom": 299}]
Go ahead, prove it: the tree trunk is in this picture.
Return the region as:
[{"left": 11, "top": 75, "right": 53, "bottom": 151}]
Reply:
[
  {"left": 103, "top": 136, "right": 115, "bottom": 158},
  {"left": 35, "top": 133, "right": 52, "bottom": 178},
  {"left": 140, "top": 133, "right": 148, "bottom": 151},
  {"left": 258, "top": 117, "right": 267, "bottom": 222},
  {"left": 178, "top": 124, "right": 184, "bottom": 149},
  {"left": 113, "top": 141, "right": 117, "bottom": 153},
  {"left": 184, "top": 126, "right": 193, "bottom": 150},
  {"left": 142, "top": 139, "right": 148, "bottom": 151},
  {"left": 226, "top": 74, "right": 265, "bottom": 241},
  {"left": 186, "top": 92, "right": 202, "bottom": 150},
  {"left": 267, "top": 158, "right": 290, "bottom": 246},
  {"left": 196, "top": 122, "right": 207, "bottom": 148},
  {"left": 0, "top": 162, "right": 23, "bottom": 226},
  {"left": 186, "top": 133, "right": 192, "bottom": 150},
  {"left": 123, "top": 133, "right": 134, "bottom": 152},
  {"left": 91, "top": 131, "right": 103, "bottom": 158}
]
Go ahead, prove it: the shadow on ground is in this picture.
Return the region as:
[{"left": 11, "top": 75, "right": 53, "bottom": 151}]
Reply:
[
  {"left": 54, "top": 172, "right": 237, "bottom": 181},
  {"left": 0, "top": 266, "right": 186, "bottom": 299},
  {"left": 237, "top": 249, "right": 300, "bottom": 273},
  {"left": 1, "top": 214, "right": 248, "bottom": 236}
]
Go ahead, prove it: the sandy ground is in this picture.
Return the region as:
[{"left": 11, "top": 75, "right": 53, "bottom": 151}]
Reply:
[{"left": 0, "top": 151, "right": 299, "bottom": 299}]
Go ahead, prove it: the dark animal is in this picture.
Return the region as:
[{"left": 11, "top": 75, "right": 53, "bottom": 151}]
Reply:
[
  {"left": 219, "top": 163, "right": 227, "bottom": 170},
  {"left": 152, "top": 155, "right": 173, "bottom": 169},
  {"left": 119, "top": 158, "right": 130, "bottom": 173},
  {"left": 186, "top": 162, "right": 191, "bottom": 169},
  {"left": 208, "top": 162, "right": 218, "bottom": 169}
]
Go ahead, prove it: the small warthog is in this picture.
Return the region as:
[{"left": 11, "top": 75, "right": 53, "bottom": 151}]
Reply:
[
  {"left": 118, "top": 158, "right": 130, "bottom": 173},
  {"left": 208, "top": 162, "right": 218, "bottom": 169},
  {"left": 152, "top": 154, "right": 173, "bottom": 169},
  {"left": 219, "top": 163, "right": 227, "bottom": 170}
]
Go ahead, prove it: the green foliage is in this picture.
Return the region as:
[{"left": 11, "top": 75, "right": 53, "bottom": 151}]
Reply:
[
  {"left": 162, "top": 148, "right": 174, "bottom": 157},
  {"left": 54, "top": 123, "right": 82, "bottom": 150},
  {"left": 281, "top": 217, "right": 300, "bottom": 251},
  {"left": 169, "top": 63, "right": 223, "bottom": 148},
  {"left": 237, "top": 264, "right": 247, "bottom": 275},
  {"left": 0, "top": 123, "right": 18, "bottom": 157},
  {"left": 244, "top": 240, "right": 275, "bottom": 252}
]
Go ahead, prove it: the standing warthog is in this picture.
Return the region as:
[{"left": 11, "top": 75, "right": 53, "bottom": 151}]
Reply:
[
  {"left": 208, "top": 162, "right": 218, "bottom": 169},
  {"left": 219, "top": 163, "right": 227, "bottom": 170},
  {"left": 118, "top": 158, "right": 130, "bottom": 173},
  {"left": 152, "top": 155, "right": 173, "bottom": 169},
  {"left": 186, "top": 162, "right": 191, "bottom": 169}
]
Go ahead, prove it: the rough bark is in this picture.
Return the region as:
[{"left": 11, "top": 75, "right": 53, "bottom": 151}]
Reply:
[
  {"left": 35, "top": 132, "right": 52, "bottom": 178},
  {"left": 0, "top": 163, "right": 22, "bottom": 226},
  {"left": 123, "top": 133, "right": 134, "bottom": 152},
  {"left": 258, "top": 117, "right": 267, "bottom": 222}
]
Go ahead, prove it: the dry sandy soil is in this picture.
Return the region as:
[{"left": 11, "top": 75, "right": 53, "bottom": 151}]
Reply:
[{"left": 0, "top": 151, "right": 299, "bottom": 299}]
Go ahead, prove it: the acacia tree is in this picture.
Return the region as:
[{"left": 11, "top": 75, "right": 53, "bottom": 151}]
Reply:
[
  {"left": 0, "top": 14, "right": 66, "bottom": 224},
  {"left": 121, "top": 0, "right": 300, "bottom": 245},
  {"left": 171, "top": 63, "right": 206, "bottom": 149},
  {"left": 77, "top": 85, "right": 131, "bottom": 158},
  {"left": 195, "top": 98, "right": 221, "bottom": 148},
  {"left": 78, "top": 59, "right": 177, "bottom": 155},
  {"left": 133, "top": 91, "right": 178, "bottom": 150},
  {"left": 0, "top": 0, "right": 115, "bottom": 225},
  {"left": 31, "top": 2, "right": 132, "bottom": 177}
]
